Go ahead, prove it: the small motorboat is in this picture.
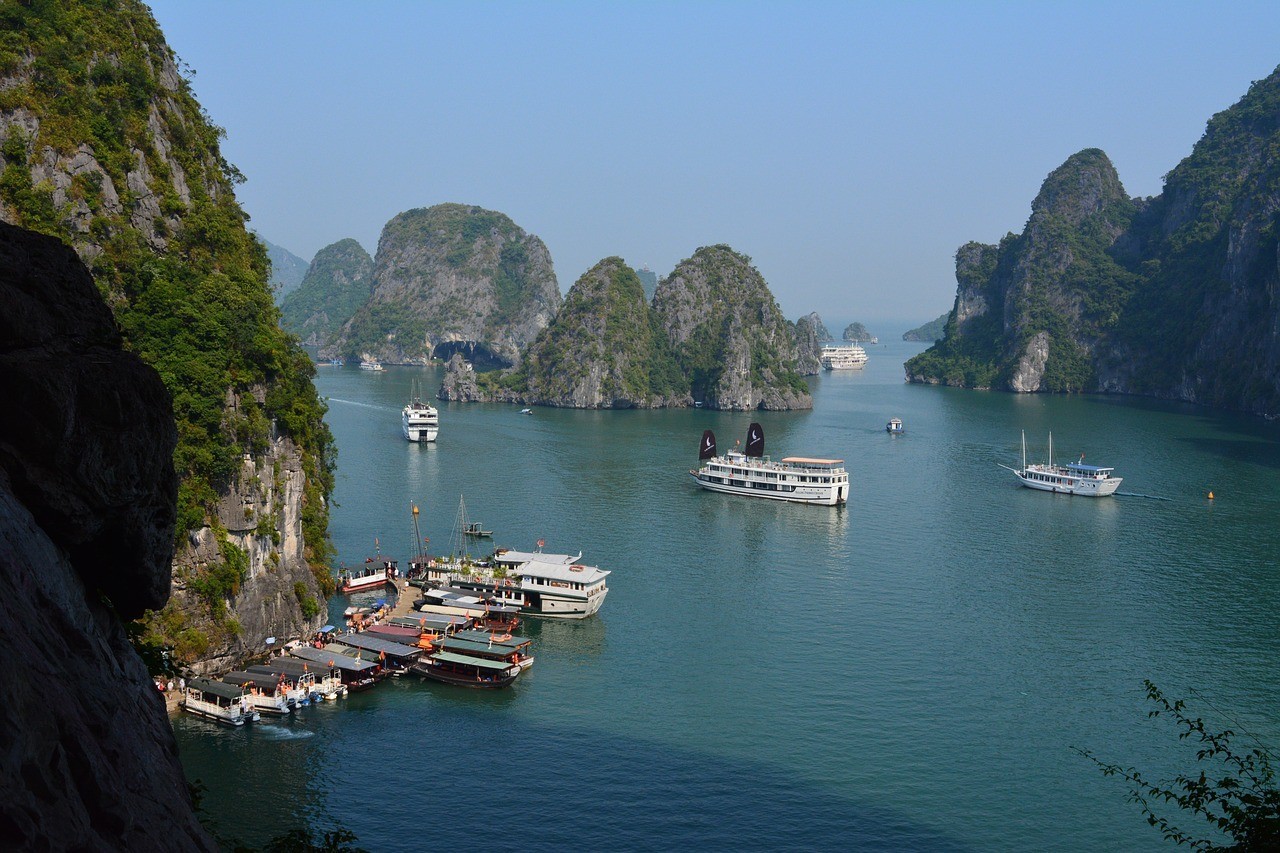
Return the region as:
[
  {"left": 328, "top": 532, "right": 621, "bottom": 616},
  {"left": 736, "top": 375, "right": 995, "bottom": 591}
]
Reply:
[
  {"left": 886, "top": 418, "right": 904, "bottom": 434},
  {"left": 463, "top": 522, "right": 493, "bottom": 538},
  {"left": 519, "top": 408, "right": 533, "bottom": 415}
]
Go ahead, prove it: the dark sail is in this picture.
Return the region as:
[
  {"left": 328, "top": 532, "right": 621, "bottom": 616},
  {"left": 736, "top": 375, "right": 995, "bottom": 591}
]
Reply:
[
  {"left": 745, "top": 422, "right": 764, "bottom": 457},
  {"left": 699, "top": 430, "right": 717, "bottom": 460}
]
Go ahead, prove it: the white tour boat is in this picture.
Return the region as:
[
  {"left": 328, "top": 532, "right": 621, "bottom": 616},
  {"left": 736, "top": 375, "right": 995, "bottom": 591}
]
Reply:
[
  {"left": 422, "top": 547, "right": 610, "bottom": 619},
  {"left": 690, "top": 424, "right": 849, "bottom": 505},
  {"left": 180, "top": 677, "right": 259, "bottom": 726},
  {"left": 338, "top": 559, "right": 396, "bottom": 594},
  {"left": 1001, "top": 431, "right": 1122, "bottom": 497},
  {"left": 359, "top": 360, "right": 384, "bottom": 371},
  {"left": 819, "top": 343, "right": 868, "bottom": 370},
  {"left": 403, "top": 387, "right": 439, "bottom": 442}
]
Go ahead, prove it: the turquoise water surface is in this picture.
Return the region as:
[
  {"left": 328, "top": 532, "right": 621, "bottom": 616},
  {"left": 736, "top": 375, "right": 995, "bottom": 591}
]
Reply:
[{"left": 175, "top": 339, "right": 1280, "bottom": 851}]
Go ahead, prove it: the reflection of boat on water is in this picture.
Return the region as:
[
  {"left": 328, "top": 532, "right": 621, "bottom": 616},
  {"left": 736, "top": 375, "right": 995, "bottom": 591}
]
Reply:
[
  {"left": 1000, "top": 431, "right": 1122, "bottom": 497},
  {"left": 690, "top": 423, "right": 849, "bottom": 505}
]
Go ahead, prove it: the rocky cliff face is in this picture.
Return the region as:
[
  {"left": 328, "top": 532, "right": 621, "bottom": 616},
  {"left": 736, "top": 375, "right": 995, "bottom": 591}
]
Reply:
[
  {"left": 0, "top": 222, "right": 213, "bottom": 850},
  {"left": 281, "top": 238, "right": 374, "bottom": 348},
  {"left": 793, "top": 312, "right": 829, "bottom": 375},
  {"left": 909, "top": 66, "right": 1280, "bottom": 415},
  {"left": 337, "top": 204, "right": 561, "bottom": 366},
  {"left": 513, "top": 258, "right": 687, "bottom": 408},
  {"left": 0, "top": 0, "right": 333, "bottom": 672},
  {"left": 906, "top": 149, "right": 1139, "bottom": 393},
  {"left": 653, "top": 245, "right": 811, "bottom": 410}
]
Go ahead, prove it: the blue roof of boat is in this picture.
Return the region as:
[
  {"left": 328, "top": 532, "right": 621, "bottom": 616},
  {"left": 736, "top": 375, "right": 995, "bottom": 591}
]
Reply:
[{"left": 1065, "top": 462, "right": 1112, "bottom": 472}]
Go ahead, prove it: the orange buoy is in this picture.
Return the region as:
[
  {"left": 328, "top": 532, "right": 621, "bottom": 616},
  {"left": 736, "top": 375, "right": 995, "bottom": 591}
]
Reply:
[{"left": 1207, "top": 491, "right": 1215, "bottom": 500}]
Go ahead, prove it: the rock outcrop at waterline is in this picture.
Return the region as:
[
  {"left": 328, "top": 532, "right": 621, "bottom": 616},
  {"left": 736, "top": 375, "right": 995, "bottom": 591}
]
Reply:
[
  {"left": 793, "top": 311, "right": 829, "bottom": 375},
  {"left": 907, "top": 64, "right": 1280, "bottom": 415},
  {"left": 0, "top": 222, "right": 213, "bottom": 850},
  {"left": 336, "top": 203, "right": 561, "bottom": 366},
  {"left": 443, "top": 249, "right": 811, "bottom": 410}
]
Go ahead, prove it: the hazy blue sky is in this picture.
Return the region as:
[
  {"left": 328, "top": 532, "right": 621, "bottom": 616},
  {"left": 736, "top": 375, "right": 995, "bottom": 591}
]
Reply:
[{"left": 148, "top": 0, "right": 1280, "bottom": 328}]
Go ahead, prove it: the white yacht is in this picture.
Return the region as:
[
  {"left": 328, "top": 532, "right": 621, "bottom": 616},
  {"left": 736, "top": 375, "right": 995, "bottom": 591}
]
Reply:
[
  {"left": 359, "top": 360, "right": 383, "bottom": 371},
  {"left": 690, "top": 424, "right": 849, "bottom": 505},
  {"left": 819, "top": 343, "right": 868, "bottom": 370},
  {"left": 1001, "top": 431, "right": 1122, "bottom": 497},
  {"left": 403, "top": 397, "right": 439, "bottom": 442}
]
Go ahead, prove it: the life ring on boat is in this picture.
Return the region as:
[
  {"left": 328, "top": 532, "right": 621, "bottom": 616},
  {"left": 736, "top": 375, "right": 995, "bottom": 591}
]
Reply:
[
  {"left": 493, "top": 633, "right": 512, "bottom": 642},
  {"left": 570, "top": 565, "right": 584, "bottom": 572}
]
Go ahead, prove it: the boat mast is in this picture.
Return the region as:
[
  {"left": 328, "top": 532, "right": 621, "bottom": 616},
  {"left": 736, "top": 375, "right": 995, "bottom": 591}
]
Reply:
[
  {"left": 1021, "top": 430, "right": 1026, "bottom": 472},
  {"left": 411, "top": 504, "right": 424, "bottom": 562},
  {"left": 1048, "top": 432, "right": 1053, "bottom": 467}
]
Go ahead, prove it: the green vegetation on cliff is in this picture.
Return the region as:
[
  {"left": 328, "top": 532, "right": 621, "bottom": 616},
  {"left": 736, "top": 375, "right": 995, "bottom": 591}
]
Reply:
[
  {"left": 902, "top": 312, "right": 949, "bottom": 342},
  {"left": 280, "top": 238, "right": 373, "bottom": 347},
  {"left": 906, "top": 149, "right": 1141, "bottom": 393},
  {"left": 0, "top": 1, "right": 335, "bottom": 645},
  {"left": 487, "top": 258, "right": 682, "bottom": 405}
]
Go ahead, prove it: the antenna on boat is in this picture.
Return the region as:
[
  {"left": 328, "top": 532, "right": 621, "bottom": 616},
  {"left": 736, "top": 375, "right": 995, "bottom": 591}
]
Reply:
[
  {"left": 1048, "top": 432, "right": 1053, "bottom": 467},
  {"left": 1021, "top": 430, "right": 1026, "bottom": 472}
]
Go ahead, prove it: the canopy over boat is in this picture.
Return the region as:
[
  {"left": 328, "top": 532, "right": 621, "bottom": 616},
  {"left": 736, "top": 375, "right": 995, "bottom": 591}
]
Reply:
[
  {"left": 387, "top": 614, "right": 468, "bottom": 631},
  {"left": 494, "top": 549, "right": 581, "bottom": 566},
  {"left": 518, "top": 560, "right": 610, "bottom": 585},
  {"left": 334, "top": 632, "right": 422, "bottom": 659},
  {"left": 436, "top": 637, "right": 527, "bottom": 658},
  {"left": 289, "top": 645, "right": 376, "bottom": 672},
  {"left": 223, "top": 672, "right": 288, "bottom": 692},
  {"left": 188, "top": 677, "right": 244, "bottom": 700},
  {"left": 778, "top": 456, "right": 845, "bottom": 466},
  {"left": 453, "top": 629, "right": 531, "bottom": 649},
  {"left": 428, "top": 651, "right": 514, "bottom": 671}
]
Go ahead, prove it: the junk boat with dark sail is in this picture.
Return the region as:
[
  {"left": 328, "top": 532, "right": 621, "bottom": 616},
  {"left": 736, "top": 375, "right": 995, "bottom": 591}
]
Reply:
[
  {"left": 690, "top": 424, "right": 849, "bottom": 505},
  {"left": 1000, "top": 431, "right": 1122, "bottom": 497}
]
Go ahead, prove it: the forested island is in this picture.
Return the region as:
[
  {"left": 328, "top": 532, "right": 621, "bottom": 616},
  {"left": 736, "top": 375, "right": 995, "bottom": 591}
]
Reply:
[{"left": 907, "top": 67, "right": 1280, "bottom": 415}]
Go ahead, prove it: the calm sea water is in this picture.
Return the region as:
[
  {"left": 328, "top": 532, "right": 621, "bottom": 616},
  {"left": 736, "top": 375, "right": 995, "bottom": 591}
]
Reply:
[{"left": 175, "top": 339, "right": 1280, "bottom": 851}]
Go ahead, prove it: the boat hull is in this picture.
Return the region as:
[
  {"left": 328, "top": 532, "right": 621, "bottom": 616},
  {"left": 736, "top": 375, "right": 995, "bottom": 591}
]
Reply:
[
  {"left": 410, "top": 664, "right": 519, "bottom": 688},
  {"left": 403, "top": 422, "right": 438, "bottom": 442},
  {"left": 690, "top": 471, "right": 847, "bottom": 506},
  {"left": 1015, "top": 473, "right": 1122, "bottom": 497}
]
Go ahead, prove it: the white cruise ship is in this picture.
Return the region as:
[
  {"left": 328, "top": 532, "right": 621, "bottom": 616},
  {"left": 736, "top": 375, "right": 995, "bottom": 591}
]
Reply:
[
  {"left": 403, "top": 398, "right": 439, "bottom": 442},
  {"left": 689, "top": 424, "right": 849, "bottom": 505},
  {"left": 1002, "top": 432, "right": 1122, "bottom": 497},
  {"left": 819, "top": 343, "right": 868, "bottom": 370}
]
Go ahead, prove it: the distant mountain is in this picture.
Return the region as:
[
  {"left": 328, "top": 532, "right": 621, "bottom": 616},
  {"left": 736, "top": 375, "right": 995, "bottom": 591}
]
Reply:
[
  {"left": 336, "top": 204, "right": 560, "bottom": 365},
  {"left": 908, "top": 66, "right": 1280, "bottom": 415},
  {"left": 842, "top": 322, "right": 877, "bottom": 343},
  {"left": 280, "top": 239, "right": 373, "bottom": 347},
  {"left": 903, "top": 313, "right": 949, "bottom": 342},
  {"left": 793, "top": 312, "right": 829, "bottom": 375},
  {"left": 635, "top": 264, "right": 659, "bottom": 299},
  {"left": 259, "top": 237, "right": 309, "bottom": 303}
]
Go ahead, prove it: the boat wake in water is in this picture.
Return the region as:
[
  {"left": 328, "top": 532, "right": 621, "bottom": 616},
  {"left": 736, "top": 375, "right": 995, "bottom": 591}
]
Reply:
[
  {"left": 327, "top": 398, "right": 395, "bottom": 412},
  {"left": 1115, "top": 491, "right": 1172, "bottom": 501},
  {"left": 253, "top": 727, "right": 315, "bottom": 740}
]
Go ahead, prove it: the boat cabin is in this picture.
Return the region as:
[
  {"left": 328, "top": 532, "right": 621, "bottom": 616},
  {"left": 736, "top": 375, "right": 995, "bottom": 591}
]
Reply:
[
  {"left": 288, "top": 645, "right": 380, "bottom": 691},
  {"left": 182, "top": 677, "right": 255, "bottom": 726}
]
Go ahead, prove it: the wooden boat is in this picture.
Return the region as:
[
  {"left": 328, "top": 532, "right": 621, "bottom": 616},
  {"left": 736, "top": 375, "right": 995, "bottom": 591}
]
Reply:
[
  {"left": 252, "top": 658, "right": 346, "bottom": 700},
  {"left": 434, "top": 633, "right": 534, "bottom": 671},
  {"left": 338, "top": 559, "right": 395, "bottom": 594},
  {"left": 222, "top": 672, "right": 293, "bottom": 715},
  {"left": 180, "top": 677, "right": 258, "bottom": 726},
  {"left": 411, "top": 650, "right": 521, "bottom": 688},
  {"left": 288, "top": 645, "right": 381, "bottom": 692}
]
